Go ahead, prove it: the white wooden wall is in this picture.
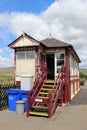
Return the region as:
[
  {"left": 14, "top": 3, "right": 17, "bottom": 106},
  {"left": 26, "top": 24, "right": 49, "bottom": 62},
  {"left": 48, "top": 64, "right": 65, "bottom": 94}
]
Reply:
[
  {"left": 70, "top": 55, "right": 80, "bottom": 99},
  {"left": 15, "top": 51, "right": 35, "bottom": 82}
]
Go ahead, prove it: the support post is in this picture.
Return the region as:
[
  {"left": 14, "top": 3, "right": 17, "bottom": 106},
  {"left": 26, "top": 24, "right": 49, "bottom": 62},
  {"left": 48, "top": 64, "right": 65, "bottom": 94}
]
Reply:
[
  {"left": 26, "top": 91, "right": 30, "bottom": 117},
  {"left": 48, "top": 92, "right": 52, "bottom": 118},
  {"left": 14, "top": 50, "right": 16, "bottom": 84},
  {"left": 60, "top": 88, "right": 63, "bottom": 106},
  {"left": 65, "top": 48, "right": 70, "bottom": 103},
  {"left": 35, "top": 47, "right": 39, "bottom": 79}
]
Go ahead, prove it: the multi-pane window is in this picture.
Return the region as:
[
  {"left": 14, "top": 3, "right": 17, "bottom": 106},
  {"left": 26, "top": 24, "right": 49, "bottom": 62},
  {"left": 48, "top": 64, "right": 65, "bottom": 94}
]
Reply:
[
  {"left": 56, "top": 52, "right": 65, "bottom": 73},
  {"left": 17, "top": 51, "right": 35, "bottom": 59},
  {"left": 26, "top": 51, "right": 35, "bottom": 59},
  {"left": 17, "top": 52, "right": 25, "bottom": 59}
]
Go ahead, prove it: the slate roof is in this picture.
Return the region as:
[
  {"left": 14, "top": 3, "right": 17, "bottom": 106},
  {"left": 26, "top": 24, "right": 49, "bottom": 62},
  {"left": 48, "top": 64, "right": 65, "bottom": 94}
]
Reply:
[
  {"left": 40, "top": 38, "right": 72, "bottom": 48},
  {"left": 40, "top": 38, "right": 81, "bottom": 63}
]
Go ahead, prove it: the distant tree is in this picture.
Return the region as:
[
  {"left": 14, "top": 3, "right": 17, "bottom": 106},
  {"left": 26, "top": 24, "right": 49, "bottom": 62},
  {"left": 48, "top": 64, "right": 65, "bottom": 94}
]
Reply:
[
  {"left": 80, "top": 72, "right": 87, "bottom": 85},
  {"left": 80, "top": 72, "right": 87, "bottom": 80}
]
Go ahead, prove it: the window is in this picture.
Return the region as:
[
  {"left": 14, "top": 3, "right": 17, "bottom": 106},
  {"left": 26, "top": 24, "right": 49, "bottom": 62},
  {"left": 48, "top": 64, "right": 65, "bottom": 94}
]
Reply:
[
  {"left": 57, "top": 59, "right": 64, "bottom": 66},
  {"left": 55, "top": 52, "right": 65, "bottom": 74},
  {"left": 26, "top": 51, "right": 35, "bottom": 59},
  {"left": 17, "top": 52, "right": 25, "bottom": 59},
  {"left": 17, "top": 51, "right": 35, "bottom": 59},
  {"left": 56, "top": 53, "right": 64, "bottom": 59}
]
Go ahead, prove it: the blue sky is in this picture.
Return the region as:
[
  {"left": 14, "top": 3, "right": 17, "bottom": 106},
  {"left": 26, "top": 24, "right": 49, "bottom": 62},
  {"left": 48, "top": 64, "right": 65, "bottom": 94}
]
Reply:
[
  {"left": 0, "top": 0, "right": 87, "bottom": 68},
  {"left": 0, "top": 0, "right": 56, "bottom": 68},
  {"left": 0, "top": 0, "right": 55, "bottom": 13}
]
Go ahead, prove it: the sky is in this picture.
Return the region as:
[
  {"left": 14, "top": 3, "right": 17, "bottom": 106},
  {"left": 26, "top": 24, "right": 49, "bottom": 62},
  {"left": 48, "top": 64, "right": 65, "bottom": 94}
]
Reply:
[{"left": 0, "top": 0, "right": 87, "bottom": 68}]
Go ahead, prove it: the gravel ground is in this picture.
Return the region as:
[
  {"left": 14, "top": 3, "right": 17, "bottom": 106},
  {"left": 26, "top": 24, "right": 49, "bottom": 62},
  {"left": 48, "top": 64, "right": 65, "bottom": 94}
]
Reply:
[{"left": 0, "top": 85, "right": 87, "bottom": 130}]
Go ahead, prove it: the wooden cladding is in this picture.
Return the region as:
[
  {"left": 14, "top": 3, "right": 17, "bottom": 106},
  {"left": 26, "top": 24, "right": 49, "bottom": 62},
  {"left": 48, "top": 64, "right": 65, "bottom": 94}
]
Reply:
[{"left": 15, "top": 46, "right": 37, "bottom": 52}]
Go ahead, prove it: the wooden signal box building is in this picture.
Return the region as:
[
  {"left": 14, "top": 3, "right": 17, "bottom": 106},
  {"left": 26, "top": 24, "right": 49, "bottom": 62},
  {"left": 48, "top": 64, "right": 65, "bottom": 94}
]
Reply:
[{"left": 8, "top": 32, "right": 81, "bottom": 104}]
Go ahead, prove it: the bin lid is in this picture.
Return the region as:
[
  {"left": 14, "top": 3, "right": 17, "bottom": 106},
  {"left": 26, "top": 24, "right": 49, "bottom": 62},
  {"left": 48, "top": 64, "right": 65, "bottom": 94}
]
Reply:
[
  {"left": 21, "top": 75, "right": 33, "bottom": 78},
  {"left": 20, "top": 90, "right": 28, "bottom": 94},
  {"left": 6, "top": 89, "right": 19, "bottom": 94},
  {"left": 16, "top": 100, "right": 25, "bottom": 104}
]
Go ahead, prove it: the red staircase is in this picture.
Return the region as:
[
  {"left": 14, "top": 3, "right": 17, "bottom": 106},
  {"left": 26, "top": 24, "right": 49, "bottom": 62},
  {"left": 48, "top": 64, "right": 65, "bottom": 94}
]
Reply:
[{"left": 26, "top": 64, "right": 65, "bottom": 118}]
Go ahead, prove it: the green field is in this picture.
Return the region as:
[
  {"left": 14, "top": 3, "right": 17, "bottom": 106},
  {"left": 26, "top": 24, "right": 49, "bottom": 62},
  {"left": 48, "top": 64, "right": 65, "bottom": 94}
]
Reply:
[
  {"left": 80, "top": 68, "right": 87, "bottom": 75},
  {"left": 0, "top": 67, "right": 87, "bottom": 84},
  {"left": 0, "top": 67, "right": 14, "bottom": 84}
]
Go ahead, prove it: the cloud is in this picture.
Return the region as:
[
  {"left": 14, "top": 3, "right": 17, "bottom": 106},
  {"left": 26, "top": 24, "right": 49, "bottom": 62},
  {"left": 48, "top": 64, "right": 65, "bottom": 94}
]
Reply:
[
  {"left": 0, "top": 47, "right": 13, "bottom": 68},
  {"left": 0, "top": 55, "right": 13, "bottom": 68},
  {"left": 0, "top": 48, "right": 3, "bottom": 54},
  {"left": 0, "top": 0, "right": 87, "bottom": 68}
]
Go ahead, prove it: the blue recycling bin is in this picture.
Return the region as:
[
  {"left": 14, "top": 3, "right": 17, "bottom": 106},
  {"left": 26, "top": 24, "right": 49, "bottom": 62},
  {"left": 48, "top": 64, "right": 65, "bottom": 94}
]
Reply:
[
  {"left": 7, "top": 89, "right": 34, "bottom": 112},
  {"left": 7, "top": 89, "right": 21, "bottom": 111}
]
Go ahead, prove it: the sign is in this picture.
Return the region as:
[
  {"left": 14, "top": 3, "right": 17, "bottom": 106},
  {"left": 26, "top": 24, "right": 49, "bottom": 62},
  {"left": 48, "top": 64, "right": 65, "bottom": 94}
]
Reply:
[{"left": 35, "top": 98, "right": 42, "bottom": 102}]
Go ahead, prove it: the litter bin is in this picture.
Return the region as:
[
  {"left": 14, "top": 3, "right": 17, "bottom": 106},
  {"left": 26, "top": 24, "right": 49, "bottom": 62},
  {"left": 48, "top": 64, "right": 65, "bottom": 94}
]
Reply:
[
  {"left": 16, "top": 100, "right": 25, "bottom": 114},
  {"left": 7, "top": 89, "right": 21, "bottom": 111}
]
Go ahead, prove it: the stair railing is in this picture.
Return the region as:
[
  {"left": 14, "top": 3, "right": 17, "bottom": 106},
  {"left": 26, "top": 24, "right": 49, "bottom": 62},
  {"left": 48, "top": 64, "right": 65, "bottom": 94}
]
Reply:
[
  {"left": 48, "top": 65, "right": 65, "bottom": 118},
  {"left": 26, "top": 61, "right": 47, "bottom": 117}
]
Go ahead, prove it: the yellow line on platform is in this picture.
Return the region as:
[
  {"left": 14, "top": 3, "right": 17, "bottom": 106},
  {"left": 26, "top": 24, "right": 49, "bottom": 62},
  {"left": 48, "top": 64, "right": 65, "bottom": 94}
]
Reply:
[{"left": 29, "top": 111, "right": 48, "bottom": 117}]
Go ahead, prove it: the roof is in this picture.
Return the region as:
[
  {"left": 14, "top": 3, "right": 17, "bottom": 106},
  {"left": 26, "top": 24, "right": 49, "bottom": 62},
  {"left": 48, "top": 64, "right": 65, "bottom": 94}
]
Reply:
[
  {"left": 40, "top": 38, "right": 72, "bottom": 48},
  {"left": 8, "top": 32, "right": 40, "bottom": 48},
  {"left": 8, "top": 33, "right": 81, "bottom": 63},
  {"left": 40, "top": 38, "right": 81, "bottom": 63}
]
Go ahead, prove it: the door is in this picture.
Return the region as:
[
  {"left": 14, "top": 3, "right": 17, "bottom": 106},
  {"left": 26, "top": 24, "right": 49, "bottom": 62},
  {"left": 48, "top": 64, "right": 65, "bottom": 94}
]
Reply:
[{"left": 46, "top": 54, "right": 54, "bottom": 79}]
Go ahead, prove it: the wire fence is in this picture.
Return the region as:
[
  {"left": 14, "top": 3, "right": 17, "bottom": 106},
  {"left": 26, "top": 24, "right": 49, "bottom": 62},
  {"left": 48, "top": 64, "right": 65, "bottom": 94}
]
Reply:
[{"left": 0, "top": 84, "right": 20, "bottom": 111}]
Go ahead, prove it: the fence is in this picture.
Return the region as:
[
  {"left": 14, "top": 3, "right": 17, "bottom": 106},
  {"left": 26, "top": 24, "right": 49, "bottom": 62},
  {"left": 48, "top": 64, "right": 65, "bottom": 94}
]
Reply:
[{"left": 0, "top": 84, "right": 20, "bottom": 111}]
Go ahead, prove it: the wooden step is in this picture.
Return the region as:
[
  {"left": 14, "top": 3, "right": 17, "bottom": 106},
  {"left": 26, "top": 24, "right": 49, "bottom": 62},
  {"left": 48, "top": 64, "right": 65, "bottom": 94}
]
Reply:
[
  {"left": 32, "top": 105, "right": 48, "bottom": 110},
  {"left": 29, "top": 111, "right": 48, "bottom": 117},
  {"left": 43, "top": 84, "right": 54, "bottom": 87},
  {"left": 39, "top": 92, "right": 49, "bottom": 95},
  {"left": 44, "top": 80, "right": 54, "bottom": 84},
  {"left": 38, "top": 96, "right": 48, "bottom": 99},
  {"left": 41, "top": 88, "right": 52, "bottom": 91}
]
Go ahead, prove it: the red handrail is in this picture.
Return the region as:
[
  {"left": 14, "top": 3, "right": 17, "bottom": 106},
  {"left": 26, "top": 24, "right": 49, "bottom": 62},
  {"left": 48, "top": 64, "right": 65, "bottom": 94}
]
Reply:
[
  {"left": 48, "top": 65, "right": 65, "bottom": 117},
  {"left": 26, "top": 61, "right": 47, "bottom": 117}
]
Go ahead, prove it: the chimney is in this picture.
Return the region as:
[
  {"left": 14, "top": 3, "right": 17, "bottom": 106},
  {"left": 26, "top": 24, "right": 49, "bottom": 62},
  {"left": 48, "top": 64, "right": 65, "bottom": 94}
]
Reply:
[
  {"left": 49, "top": 33, "right": 52, "bottom": 39},
  {"left": 23, "top": 31, "right": 25, "bottom": 37}
]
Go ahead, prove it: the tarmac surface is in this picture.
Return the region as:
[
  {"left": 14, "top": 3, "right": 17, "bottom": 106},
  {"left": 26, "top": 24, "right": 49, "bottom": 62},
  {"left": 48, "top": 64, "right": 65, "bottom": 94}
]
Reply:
[{"left": 0, "top": 85, "right": 87, "bottom": 130}]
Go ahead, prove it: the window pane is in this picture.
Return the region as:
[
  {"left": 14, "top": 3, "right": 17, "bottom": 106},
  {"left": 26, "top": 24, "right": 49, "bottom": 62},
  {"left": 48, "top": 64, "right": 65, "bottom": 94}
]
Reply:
[
  {"left": 60, "top": 53, "right": 64, "bottom": 59},
  {"left": 56, "top": 53, "right": 64, "bottom": 59},
  {"left": 17, "top": 52, "right": 25, "bottom": 59},
  {"left": 26, "top": 51, "right": 35, "bottom": 59},
  {"left": 57, "top": 67, "right": 61, "bottom": 73},
  {"left": 57, "top": 59, "right": 64, "bottom": 66}
]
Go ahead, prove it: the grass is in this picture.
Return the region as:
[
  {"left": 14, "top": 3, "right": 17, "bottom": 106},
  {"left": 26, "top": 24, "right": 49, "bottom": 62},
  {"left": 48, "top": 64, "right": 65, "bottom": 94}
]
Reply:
[
  {"left": 80, "top": 68, "right": 87, "bottom": 75},
  {"left": 0, "top": 67, "right": 14, "bottom": 84},
  {"left": 0, "top": 67, "right": 87, "bottom": 84}
]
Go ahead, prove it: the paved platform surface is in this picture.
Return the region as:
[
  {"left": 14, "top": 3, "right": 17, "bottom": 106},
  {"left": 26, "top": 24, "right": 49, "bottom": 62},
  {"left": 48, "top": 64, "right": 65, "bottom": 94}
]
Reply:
[{"left": 0, "top": 86, "right": 87, "bottom": 130}]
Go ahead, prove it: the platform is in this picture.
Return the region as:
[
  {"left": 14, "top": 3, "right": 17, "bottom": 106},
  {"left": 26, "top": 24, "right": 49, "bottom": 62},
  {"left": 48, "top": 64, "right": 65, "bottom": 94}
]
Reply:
[{"left": 0, "top": 85, "right": 87, "bottom": 130}]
